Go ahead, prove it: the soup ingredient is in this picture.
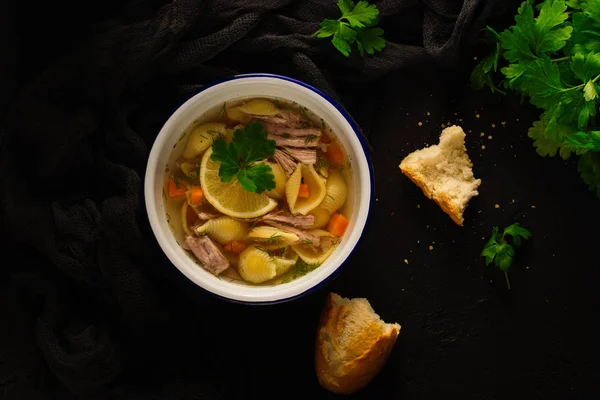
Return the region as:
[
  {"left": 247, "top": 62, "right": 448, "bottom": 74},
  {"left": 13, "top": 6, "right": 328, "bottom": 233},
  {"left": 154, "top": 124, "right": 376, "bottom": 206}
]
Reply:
[
  {"left": 187, "top": 188, "right": 204, "bottom": 206},
  {"left": 197, "top": 211, "right": 221, "bottom": 220},
  {"left": 284, "top": 147, "right": 317, "bottom": 164},
  {"left": 222, "top": 240, "right": 247, "bottom": 254},
  {"left": 201, "top": 147, "right": 278, "bottom": 219},
  {"left": 168, "top": 178, "right": 187, "bottom": 198},
  {"left": 471, "top": 0, "right": 600, "bottom": 198},
  {"left": 262, "top": 212, "right": 315, "bottom": 228},
  {"left": 319, "top": 170, "right": 348, "bottom": 214},
  {"left": 267, "top": 134, "right": 320, "bottom": 148},
  {"left": 261, "top": 123, "right": 321, "bottom": 138},
  {"left": 286, "top": 164, "right": 327, "bottom": 215},
  {"left": 246, "top": 226, "right": 299, "bottom": 247},
  {"left": 238, "top": 99, "right": 279, "bottom": 116},
  {"left": 315, "top": 293, "right": 401, "bottom": 394},
  {"left": 226, "top": 107, "right": 251, "bottom": 123},
  {"left": 481, "top": 223, "right": 532, "bottom": 289},
  {"left": 326, "top": 141, "right": 345, "bottom": 166},
  {"left": 298, "top": 183, "right": 310, "bottom": 198},
  {"left": 399, "top": 125, "right": 482, "bottom": 226},
  {"left": 183, "top": 122, "right": 226, "bottom": 159},
  {"left": 195, "top": 217, "right": 249, "bottom": 245},
  {"left": 327, "top": 213, "right": 349, "bottom": 237},
  {"left": 309, "top": 207, "right": 331, "bottom": 229},
  {"left": 292, "top": 229, "right": 338, "bottom": 264},
  {"left": 185, "top": 235, "right": 230, "bottom": 275},
  {"left": 313, "top": 0, "right": 385, "bottom": 57},
  {"left": 210, "top": 122, "right": 277, "bottom": 194},
  {"left": 264, "top": 161, "right": 287, "bottom": 200},
  {"left": 273, "top": 149, "right": 297, "bottom": 176},
  {"left": 254, "top": 109, "right": 306, "bottom": 128},
  {"left": 238, "top": 245, "right": 278, "bottom": 283},
  {"left": 264, "top": 221, "right": 321, "bottom": 247}
]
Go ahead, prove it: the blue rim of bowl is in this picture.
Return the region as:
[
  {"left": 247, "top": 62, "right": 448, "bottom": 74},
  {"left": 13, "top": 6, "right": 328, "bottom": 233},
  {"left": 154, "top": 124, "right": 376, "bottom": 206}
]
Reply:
[{"left": 163, "top": 73, "right": 375, "bottom": 305}]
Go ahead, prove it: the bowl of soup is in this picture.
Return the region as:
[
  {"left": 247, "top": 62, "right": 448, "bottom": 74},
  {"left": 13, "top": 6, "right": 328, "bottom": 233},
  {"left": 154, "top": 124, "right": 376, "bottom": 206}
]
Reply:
[{"left": 145, "top": 74, "right": 372, "bottom": 304}]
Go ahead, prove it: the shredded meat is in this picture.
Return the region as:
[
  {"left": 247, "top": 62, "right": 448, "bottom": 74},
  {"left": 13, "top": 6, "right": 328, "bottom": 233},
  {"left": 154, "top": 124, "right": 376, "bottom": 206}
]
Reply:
[
  {"left": 185, "top": 236, "right": 229, "bottom": 275},
  {"left": 261, "top": 123, "right": 321, "bottom": 138},
  {"left": 254, "top": 109, "right": 305, "bottom": 128},
  {"left": 267, "top": 134, "right": 319, "bottom": 148},
  {"left": 197, "top": 212, "right": 221, "bottom": 220},
  {"left": 264, "top": 221, "right": 321, "bottom": 247},
  {"left": 262, "top": 212, "right": 315, "bottom": 228},
  {"left": 273, "top": 149, "right": 297, "bottom": 176},
  {"left": 284, "top": 147, "right": 317, "bottom": 164}
]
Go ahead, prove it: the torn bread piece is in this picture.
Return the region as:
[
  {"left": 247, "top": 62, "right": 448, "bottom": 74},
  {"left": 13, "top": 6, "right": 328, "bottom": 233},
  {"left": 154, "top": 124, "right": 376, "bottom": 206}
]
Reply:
[
  {"left": 399, "top": 125, "right": 481, "bottom": 226},
  {"left": 315, "top": 293, "right": 401, "bottom": 394}
]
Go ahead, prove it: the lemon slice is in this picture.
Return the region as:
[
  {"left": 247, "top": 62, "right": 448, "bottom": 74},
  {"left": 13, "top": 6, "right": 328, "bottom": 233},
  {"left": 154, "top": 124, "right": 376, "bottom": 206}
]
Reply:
[{"left": 200, "top": 147, "right": 278, "bottom": 218}]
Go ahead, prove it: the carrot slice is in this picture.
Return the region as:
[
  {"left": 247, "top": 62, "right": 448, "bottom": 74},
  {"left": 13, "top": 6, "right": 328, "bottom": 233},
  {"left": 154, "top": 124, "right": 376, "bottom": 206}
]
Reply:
[
  {"left": 169, "top": 178, "right": 187, "bottom": 198},
  {"left": 326, "top": 142, "right": 345, "bottom": 167},
  {"left": 188, "top": 187, "right": 204, "bottom": 206},
  {"left": 327, "top": 213, "right": 349, "bottom": 236},
  {"left": 223, "top": 240, "right": 246, "bottom": 254},
  {"left": 298, "top": 183, "right": 310, "bottom": 198}
]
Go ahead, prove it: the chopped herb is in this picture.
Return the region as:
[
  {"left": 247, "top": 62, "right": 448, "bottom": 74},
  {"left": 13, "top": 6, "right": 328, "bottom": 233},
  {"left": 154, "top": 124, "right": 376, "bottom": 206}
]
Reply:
[
  {"left": 173, "top": 176, "right": 182, "bottom": 189},
  {"left": 327, "top": 194, "right": 335, "bottom": 201},
  {"left": 273, "top": 98, "right": 281, "bottom": 107},
  {"left": 321, "top": 118, "right": 327, "bottom": 130},
  {"left": 267, "top": 233, "right": 283, "bottom": 244},
  {"left": 299, "top": 239, "right": 313, "bottom": 245},
  {"left": 315, "top": 158, "right": 329, "bottom": 170},
  {"left": 162, "top": 188, "right": 167, "bottom": 200},
  {"left": 281, "top": 259, "right": 321, "bottom": 283},
  {"left": 207, "top": 130, "right": 224, "bottom": 139},
  {"left": 281, "top": 132, "right": 292, "bottom": 138},
  {"left": 337, "top": 166, "right": 345, "bottom": 173},
  {"left": 178, "top": 130, "right": 188, "bottom": 142},
  {"left": 347, "top": 161, "right": 352, "bottom": 168},
  {"left": 218, "top": 102, "right": 227, "bottom": 117},
  {"left": 166, "top": 213, "right": 171, "bottom": 223},
  {"left": 305, "top": 134, "right": 319, "bottom": 144}
]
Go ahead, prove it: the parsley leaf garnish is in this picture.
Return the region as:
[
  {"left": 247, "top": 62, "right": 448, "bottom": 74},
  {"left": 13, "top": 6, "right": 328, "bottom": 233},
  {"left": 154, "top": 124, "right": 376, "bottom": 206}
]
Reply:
[
  {"left": 481, "top": 223, "right": 532, "bottom": 289},
  {"left": 313, "top": 0, "right": 385, "bottom": 57},
  {"left": 471, "top": 0, "right": 600, "bottom": 199},
  {"left": 210, "top": 122, "right": 276, "bottom": 194}
]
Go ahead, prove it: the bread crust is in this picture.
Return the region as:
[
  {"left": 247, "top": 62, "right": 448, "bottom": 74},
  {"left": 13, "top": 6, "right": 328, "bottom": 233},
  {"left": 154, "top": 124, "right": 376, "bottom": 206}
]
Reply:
[{"left": 315, "top": 293, "right": 400, "bottom": 394}]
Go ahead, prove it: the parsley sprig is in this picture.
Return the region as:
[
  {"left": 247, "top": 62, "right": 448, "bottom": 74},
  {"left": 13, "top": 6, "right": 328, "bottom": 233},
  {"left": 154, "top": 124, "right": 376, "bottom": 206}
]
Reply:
[
  {"left": 471, "top": 0, "right": 600, "bottom": 198},
  {"left": 210, "top": 122, "right": 276, "bottom": 194},
  {"left": 481, "top": 223, "right": 532, "bottom": 289},
  {"left": 313, "top": 0, "right": 385, "bottom": 57}
]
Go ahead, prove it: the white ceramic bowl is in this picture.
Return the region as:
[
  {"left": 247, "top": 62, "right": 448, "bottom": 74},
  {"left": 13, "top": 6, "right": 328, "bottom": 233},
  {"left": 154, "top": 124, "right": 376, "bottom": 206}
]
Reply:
[{"left": 145, "top": 74, "right": 373, "bottom": 304}]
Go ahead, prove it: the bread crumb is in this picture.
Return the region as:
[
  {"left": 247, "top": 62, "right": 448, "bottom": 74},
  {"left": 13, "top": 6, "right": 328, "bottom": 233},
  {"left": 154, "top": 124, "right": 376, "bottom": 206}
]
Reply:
[
  {"left": 501, "top": 121, "right": 506, "bottom": 126},
  {"left": 481, "top": 145, "right": 486, "bottom": 149},
  {"left": 488, "top": 135, "right": 492, "bottom": 140},
  {"left": 495, "top": 204, "right": 500, "bottom": 208},
  {"left": 427, "top": 111, "right": 431, "bottom": 116},
  {"left": 491, "top": 123, "right": 496, "bottom": 128},
  {"left": 417, "top": 204, "right": 421, "bottom": 208},
  {"left": 418, "top": 121, "right": 423, "bottom": 126},
  {"left": 404, "top": 259, "right": 409, "bottom": 264},
  {"left": 476, "top": 114, "right": 480, "bottom": 118},
  {"left": 447, "top": 121, "right": 451, "bottom": 126},
  {"left": 441, "top": 124, "right": 446, "bottom": 128},
  {"left": 429, "top": 245, "right": 434, "bottom": 250},
  {"left": 531, "top": 205, "right": 536, "bottom": 209},
  {"left": 480, "top": 132, "right": 485, "bottom": 137},
  {"left": 474, "top": 56, "right": 478, "bottom": 60}
]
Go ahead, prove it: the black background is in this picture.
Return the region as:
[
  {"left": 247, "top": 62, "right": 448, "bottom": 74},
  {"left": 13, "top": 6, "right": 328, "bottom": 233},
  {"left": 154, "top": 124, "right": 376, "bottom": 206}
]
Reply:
[{"left": 1, "top": 0, "right": 599, "bottom": 399}]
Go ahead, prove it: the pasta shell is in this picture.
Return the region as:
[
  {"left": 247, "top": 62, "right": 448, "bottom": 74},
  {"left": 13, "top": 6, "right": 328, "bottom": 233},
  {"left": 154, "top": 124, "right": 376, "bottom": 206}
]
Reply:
[
  {"left": 180, "top": 162, "right": 198, "bottom": 175},
  {"left": 226, "top": 107, "right": 251, "bottom": 123},
  {"left": 181, "top": 202, "right": 194, "bottom": 236},
  {"left": 318, "top": 169, "right": 347, "bottom": 215},
  {"left": 246, "top": 226, "right": 299, "bottom": 248},
  {"left": 183, "top": 123, "right": 226, "bottom": 159},
  {"left": 195, "top": 217, "right": 249, "bottom": 245},
  {"left": 264, "top": 162, "right": 287, "bottom": 200},
  {"left": 238, "top": 245, "right": 277, "bottom": 283},
  {"left": 308, "top": 206, "right": 331, "bottom": 229},
  {"left": 286, "top": 164, "right": 327, "bottom": 215},
  {"left": 238, "top": 99, "right": 279, "bottom": 116},
  {"left": 291, "top": 229, "right": 338, "bottom": 264},
  {"left": 273, "top": 248, "right": 298, "bottom": 276}
]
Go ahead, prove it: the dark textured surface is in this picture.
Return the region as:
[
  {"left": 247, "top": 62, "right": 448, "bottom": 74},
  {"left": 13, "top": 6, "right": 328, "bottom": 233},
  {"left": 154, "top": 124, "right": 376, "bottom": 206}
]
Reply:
[{"left": 1, "top": 0, "right": 600, "bottom": 399}]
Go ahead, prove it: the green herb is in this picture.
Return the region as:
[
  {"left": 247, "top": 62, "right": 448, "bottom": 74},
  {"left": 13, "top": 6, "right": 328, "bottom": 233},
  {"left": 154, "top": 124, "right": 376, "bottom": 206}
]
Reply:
[
  {"left": 315, "top": 158, "right": 329, "bottom": 170},
  {"left": 177, "top": 130, "right": 188, "bottom": 142},
  {"left": 313, "top": 0, "right": 385, "bottom": 57},
  {"left": 173, "top": 176, "right": 182, "bottom": 189},
  {"left": 337, "top": 166, "right": 345, "bottom": 173},
  {"left": 281, "top": 260, "right": 321, "bottom": 284},
  {"left": 210, "top": 122, "right": 277, "bottom": 194},
  {"left": 321, "top": 118, "right": 327, "bottom": 130},
  {"left": 304, "top": 134, "right": 319, "bottom": 144},
  {"left": 273, "top": 98, "right": 281, "bottom": 107},
  {"left": 162, "top": 188, "right": 167, "bottom": 200},
  {"left": 166, "top": 213, "right": 171, "bottom": 223},
  {"left": 327, "top": 194, "right": 335, "bottom": 201},
  {"left": 281, "top": 132, "right": 292, "bottom": 138},
  {"left": 218, "top": 102, "right": 227, "bottom": 117},
  {"left": 471, "top": 0, "right": 600, "bottom": 198},
  {"left": 207, "top": 130, "right": 224, "bottom": 140},
  {"left": 299, "top": 239, "right": 314, "bottom": 245},
  {"left": 347, "top": 160, "right": 352, "bottom": 168},
  {"left": 267, "top": 233, "right": 283, "bottom": 244},
  {"left": 481, "top": 223, "right": 532, "bottom": 289}
]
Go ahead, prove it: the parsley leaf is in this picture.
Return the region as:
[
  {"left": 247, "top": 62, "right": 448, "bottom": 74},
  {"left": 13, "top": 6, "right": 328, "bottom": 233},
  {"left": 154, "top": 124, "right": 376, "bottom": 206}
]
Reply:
[
  {"left": 313, "top": 0, "right": 384, "bottom": 57},
  {"left": 210, "top": 122, "right": 276, "bottom": 194},
  {"left": 481, "top": 223, "right": 532, "bottom": 289},
  {"left": 472, "top": 0, "right": 600, "bottom": 199}
]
